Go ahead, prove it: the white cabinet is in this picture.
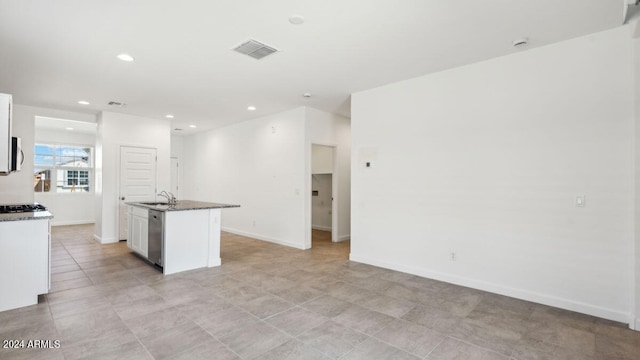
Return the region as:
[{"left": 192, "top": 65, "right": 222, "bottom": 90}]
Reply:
[
  {"left": 0, "top": 218, "right": 49, "bottom": 312},
  {"left": 127, "top": 206, "right": 148, "bottom": 257},
  {"left": 163, "top": 208, "right": 222, "bottom": 275},
  {"left": 0, "top": 93, "right": 12, "bottom": 175},
  {"left": 126, "top": 202, "right": 232, "bottom": 275}
]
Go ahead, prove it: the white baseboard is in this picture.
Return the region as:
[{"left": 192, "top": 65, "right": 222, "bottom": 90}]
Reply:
[
  {"left": 633, "top": 318, "right": 640, "bottom": 331},
  {"left": 208, "top": 258, "right": 222, "bottom": 267},
  {"left": 93, "top": 234, "right": 118, "bottom": 244},
  {"left": 312, "top": 225, "right": 332, "bottom": 232},
  {"left": 349, "top": 252, "right": 631, "bottom": 324},
  {"left": 51, "top": 220, "right": 94, "bottom": 227},
  {"left": 222, "top": 227, "right": 306, "bottom": 250},
  {"left": 337, "top": 234, "right": 350, "bottom": 242}
]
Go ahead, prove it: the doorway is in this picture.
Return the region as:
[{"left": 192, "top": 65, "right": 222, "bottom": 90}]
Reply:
[
  {"left": 170, "top": 157, "right": 180, "bottom": 200},
  {"left": 310, "top": 144, "right": 338, "bottom": 247},
  {"left": 118, "top": 146, "right": 157, "bottom": 240}
]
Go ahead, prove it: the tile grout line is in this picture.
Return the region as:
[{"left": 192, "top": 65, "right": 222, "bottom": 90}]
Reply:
[
  {"left": 422, "top": 337, "right": 446, "bottom": 360},
  {"left": 56, "top": 229, "right": 151, "bottom": 359},
  {"left": 187, "top": 306, "right": 267, "bottom": 360},
  {"left": 41, "top": 226, "right": 634, "bottom": 360},
  {"left": 48, "top": 228, "right": 107, "bottom": 359},
  {"left": 446, "top": 334, "right": 514, "bottom": 359}
]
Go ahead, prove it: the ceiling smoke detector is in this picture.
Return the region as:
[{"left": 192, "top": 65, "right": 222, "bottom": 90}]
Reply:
[
  {"left": 107, "top": 101, "right": 126, "bottom": 107},
  {"left": 289, "top": 15, "right": 305, "bottom": 25},
  {"left": 233, "top": 39, "right": 278, "bottom": 60}
]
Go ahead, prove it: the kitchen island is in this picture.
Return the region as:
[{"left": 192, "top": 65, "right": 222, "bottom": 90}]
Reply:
[
  {"left": 0, "top": 210, "right": 53, "bottom": 312},
  {"left": 126, "top": 200, "right": 239, "bottom": 275}
]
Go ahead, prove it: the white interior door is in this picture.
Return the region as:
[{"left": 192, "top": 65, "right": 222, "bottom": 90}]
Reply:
[
  {"left": 170, "top": 157, "right": 180, "bottom": 199},
  {"left": 119, "top": 146, "right": 157, "bottom": 240}
]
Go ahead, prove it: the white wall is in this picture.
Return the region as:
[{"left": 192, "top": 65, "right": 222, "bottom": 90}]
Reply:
[
  {"left": 182, "top": 108, "right": 307, "bottom": 249},
  {"left": 34, "top": 128, "right": 96, "bottom": 225},
  {"left": 94, "top": 112, "right": 170, "bottom": 243},
  {"left": 0, "top": 105, "right": 96, "bottom": 204},
  {"left": 181, "top": 107, "right": 351, "bottom": 249},
  {"left": 306, "top": 108, "right": 351, "bottom": 243},
  {"left": 634, "top": 34, "right": 640, "bottom": 331},
  {"left": 35, "top": 128, "right": 95, "bottom": 145},
  {"left": 171, "top": 135, "right": 184, "bottom": 159},
  {"left": 351, "top": 26, "right": 634, "bottom": 323},
  {"left": 171, "top": 135, "right": 185, "bottom": 199}
]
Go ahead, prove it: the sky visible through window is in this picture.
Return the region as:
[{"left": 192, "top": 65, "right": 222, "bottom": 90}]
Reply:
[
  {"left": 35, "top": 145, "right": 90, "bottom": 167},
  {"left": 34, "top": 144, "right": 54, "bottom": 167}
]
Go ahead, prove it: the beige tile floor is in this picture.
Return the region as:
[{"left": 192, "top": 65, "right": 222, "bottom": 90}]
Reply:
[{"left": 1, "top": 224, "right": 639, "bottom": 359}]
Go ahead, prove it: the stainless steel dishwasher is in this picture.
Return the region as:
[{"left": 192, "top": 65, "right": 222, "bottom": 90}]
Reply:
[{"left": 148, "top": 209, "right": 164, "bottom": 267}]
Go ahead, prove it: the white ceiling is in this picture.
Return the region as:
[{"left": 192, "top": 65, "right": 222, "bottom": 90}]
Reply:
[{"left": 0, "top": 1, "right": 627, "bottom": 135}]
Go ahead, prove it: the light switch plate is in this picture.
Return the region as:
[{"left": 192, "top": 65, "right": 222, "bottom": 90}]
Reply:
[{"left": 576, "top": 195, "right": 585, "bottom": 208}]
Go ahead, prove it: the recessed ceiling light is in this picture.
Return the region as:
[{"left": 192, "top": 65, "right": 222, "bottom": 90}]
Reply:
[
  {"left": 247, "top": 106, "right": 256, "bottom": 111},
  {"left": 303, "top": 93, "right": 312, "bottom": 98},
  {"left": 77, "top": 100, "right": 90, "bottom": 105},
  {"left": 65, "top": 127, "right": 74, "bottom": 131},
  {"left": 117, "top": 53, "right": 135, "bottom": 62},
  {"left": 165, "top": 114, "right": 175, "bottom": 119},
  {"left": 289, "top": 14, "right": 305, "bottom": 25},
  {"left": 189, "top": 125, "right": 197, "bottom": 128}
]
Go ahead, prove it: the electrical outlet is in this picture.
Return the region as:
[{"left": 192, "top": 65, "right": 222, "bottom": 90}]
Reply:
[{"left": 450, "top": 252, "right": 457, "bottom": 261}]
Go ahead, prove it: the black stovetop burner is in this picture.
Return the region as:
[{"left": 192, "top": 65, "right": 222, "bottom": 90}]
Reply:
[{"left": 0, "top": 203, "right": 48, "bottom": 214}]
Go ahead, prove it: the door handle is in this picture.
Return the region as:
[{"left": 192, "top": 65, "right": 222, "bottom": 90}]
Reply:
[{"left": 121, "top": 197, "right": 125, "bottom": 200}]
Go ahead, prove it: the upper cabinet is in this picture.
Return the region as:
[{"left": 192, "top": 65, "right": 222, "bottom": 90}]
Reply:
[{"left": 0, "top": 93, "right": 13, "bottom": 175}]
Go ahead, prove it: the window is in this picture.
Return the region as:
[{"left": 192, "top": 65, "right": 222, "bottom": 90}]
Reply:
[{"left": 34, "top": 144, "right": 93, "bottom": 193}]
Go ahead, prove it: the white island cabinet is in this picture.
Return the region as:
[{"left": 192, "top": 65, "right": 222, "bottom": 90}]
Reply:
[
  {"left": 127, "top": 205, "right": 149, "bottom": 258},
  {"left": 0, "top": 212, "right": 53, "bottom": 312},
  {"left": 126, "top": 200, "right": 239, "bottom": 275}
]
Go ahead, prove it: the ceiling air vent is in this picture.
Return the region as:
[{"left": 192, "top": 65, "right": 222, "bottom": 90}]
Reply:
[
  {"left": 174, "top": 128, "right": 183, "bottom": 131},
  {"left": 233, "top": 39, "right": 278, "bottom": 60},
  {"left": 107, "top": 101, "right": 126, "bottom": 107}
]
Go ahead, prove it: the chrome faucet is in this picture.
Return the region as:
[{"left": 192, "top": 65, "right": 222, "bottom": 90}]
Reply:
[{"left": 158, "top": 190, "right": 177, "bottom": 205}]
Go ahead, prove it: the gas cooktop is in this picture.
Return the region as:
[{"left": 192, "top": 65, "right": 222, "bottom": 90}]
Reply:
[{"left": 0, "top": 203, "right": 48, "bottom": 214}]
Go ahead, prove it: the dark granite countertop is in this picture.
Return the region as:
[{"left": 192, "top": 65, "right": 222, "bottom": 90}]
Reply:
[
  {"left": 127, "top": 200, "right": 240, "bottom": 212},
  {"left": 0, "top": 211, "right": 54, "bottom": 222}
]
